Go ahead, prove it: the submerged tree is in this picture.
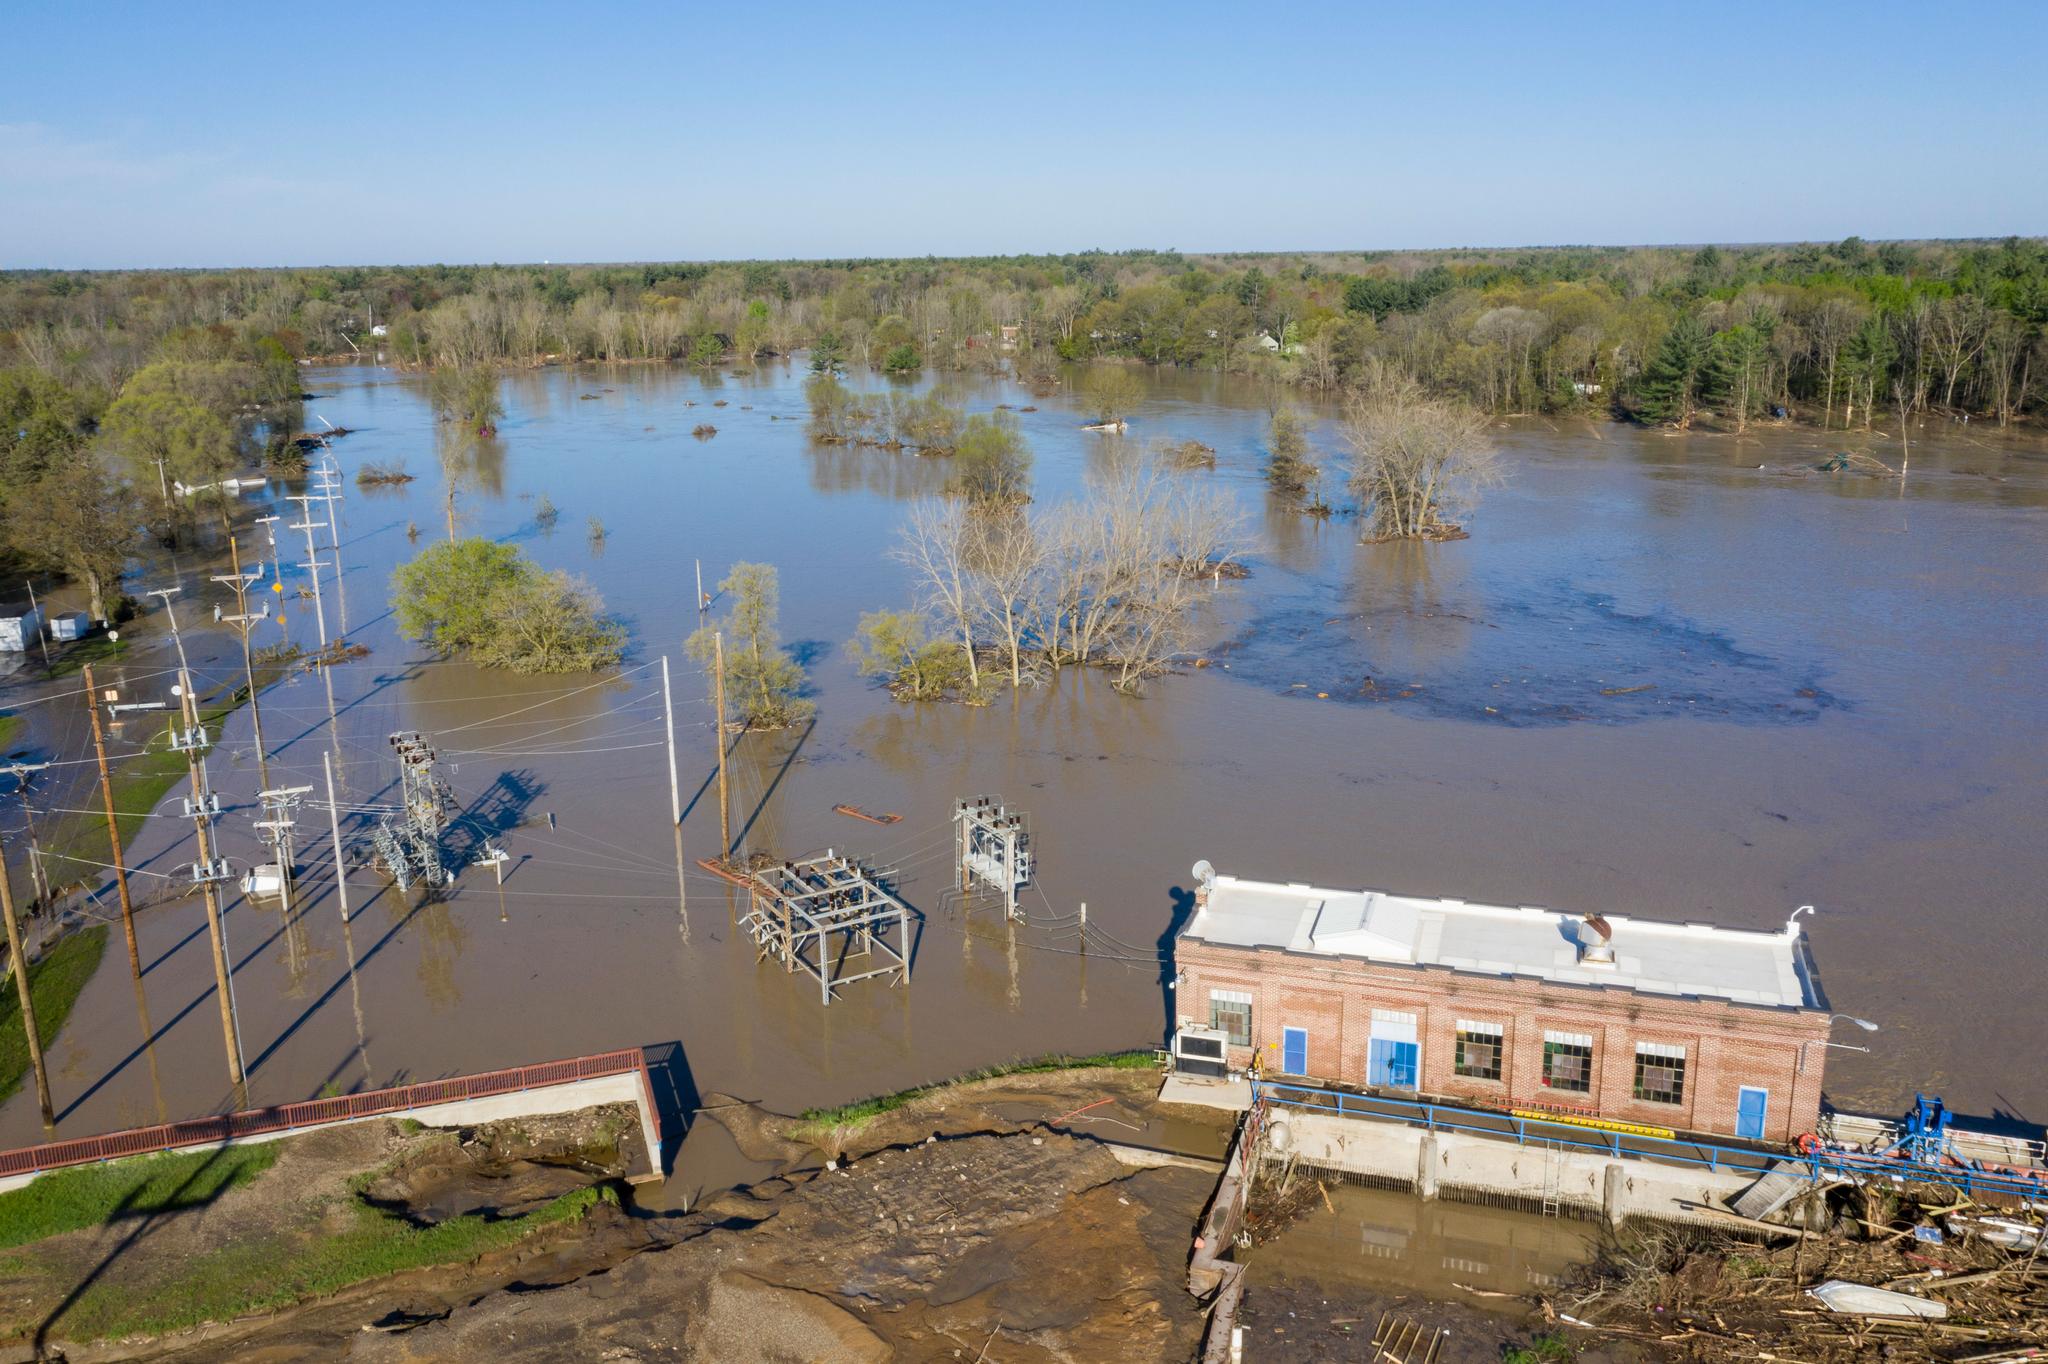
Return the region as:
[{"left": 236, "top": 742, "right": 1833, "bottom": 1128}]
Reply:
[
  {"left": 949, "top": 411, "right": 1032, "bottom": 506},
  {"left": 1342, "top": 380, "right": 1502, "bottom": 541},
  {"left": 427, "top": 365, "right": 504, "bottom": 435},
  {"left": 1082, "top": 366, "right": 1143, "bottom": 426},
  {"left": 688, "top": 562, "right": 812, "bottom": 729},
  {"left": 847, "top": 609, "right": 971, "bottom": 701},
  {"left": 392, "top": 537, "right": 624, "bottom": 673},
  {"left": 1265, "top": 408, "right": 1318, "bottom": 494}
]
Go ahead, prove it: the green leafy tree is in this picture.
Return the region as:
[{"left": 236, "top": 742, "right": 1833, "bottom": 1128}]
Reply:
[
  {"left": 99, "top": 384, "right": 235, "bottom": 508},
  {"left": 392, "top": 538, "right": 531, "bottom": 655},
  {"left": 1082, "top": 366, "right": 1143, "bottom": 425},
  {"left": 881, "top": 343, "right": 921, "bottom": 374},
  {"left": 688, "top": 562, "right": 812, "bottom": 729},
  {"left": 847, "top": 610, "right": 969, "bottom": 701},
  {"left": 393, "top": 537, "right": 623, "bottom": 673},
  {"left": 949, "top": 411, "right": 1032, "bottom": 506},
  {"left": 3, "top": 460, "right": 140, "bottom": 620},
  {"left": 474, "top": 570, "right": 627, "bottom": 673},
  {"left": 1636, "top": 314, "right": 1711, "bottom": 428},
  {"left": 689, "top": 333, "right": 725, "bottom": 367},
  {"left": 0, "top": 369, "right": 96, "bottom": 487}
]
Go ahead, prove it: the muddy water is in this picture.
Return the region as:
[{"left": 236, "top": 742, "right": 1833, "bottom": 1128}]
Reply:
[
  {"left": 3, "top": 361, "right": 2044, "bottom": 1169},
  {"left": 1248, "top": 1183, "right": 1596, "bottom": 1303}
]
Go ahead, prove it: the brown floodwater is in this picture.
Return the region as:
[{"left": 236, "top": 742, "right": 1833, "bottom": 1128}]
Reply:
[{"left": 2, "top": 360, "right": 2043, "bottom": 1174}]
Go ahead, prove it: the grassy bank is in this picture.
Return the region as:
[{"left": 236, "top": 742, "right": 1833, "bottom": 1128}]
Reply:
[
  {"left": 0, "top": 1144, "right": 280, "bottom": 1249},
  {"left": 795, "top": 1049, "right": 1156, "bottom": 1143},
  {"left": 0, "top": 925, "right": 107, "bottom": 1107},
  {"left": 0, "top": 1128, "right": 615, "bottom": 1343},
  {"left": 40, "top": 674, "right": 256, "bottom": 887},
  {"left": 45, "top": 1184, "right": 611, "bottom": 1340}
]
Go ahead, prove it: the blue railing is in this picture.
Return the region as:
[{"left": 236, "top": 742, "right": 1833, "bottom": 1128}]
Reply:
[{"left": 1254, "top": 1081, "right": 2048, "bottom": 1204}]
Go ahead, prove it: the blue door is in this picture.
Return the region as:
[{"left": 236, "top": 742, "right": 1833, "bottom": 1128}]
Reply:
[
  {"left": 1370, "top": 1039, "right": 1419, "bottom": 1088},
  {"left": 1736, "top": 1087, "right": 1769, "bottom": 1141},
  {"left": 1282, "top": 1027, "right": 1308, "bottom": 1075}
]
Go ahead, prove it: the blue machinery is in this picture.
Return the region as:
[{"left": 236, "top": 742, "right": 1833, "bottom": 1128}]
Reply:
[{"left": 1254, "top": 1081, "right": 2048, "bottom": 1205}]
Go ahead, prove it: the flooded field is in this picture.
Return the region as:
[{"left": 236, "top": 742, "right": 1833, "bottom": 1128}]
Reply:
[{"left": 2, "top": 359, "right": 2043, "bottom": 1164}]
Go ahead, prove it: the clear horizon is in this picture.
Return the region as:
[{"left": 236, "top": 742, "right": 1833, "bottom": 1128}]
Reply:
[{"left": 5, "top": 0, "right": 2043, "bottom": 271}]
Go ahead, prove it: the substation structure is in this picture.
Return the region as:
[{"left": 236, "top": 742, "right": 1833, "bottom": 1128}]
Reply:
[
  {"left": 954, "top": 794, "right": 1032, "bottom": 920},
  {"left": 738, "top": 852, "right": 915, "bottom": 1005},
  {"left": 373, "top": 732, "right": 454, "bottom": 891}
]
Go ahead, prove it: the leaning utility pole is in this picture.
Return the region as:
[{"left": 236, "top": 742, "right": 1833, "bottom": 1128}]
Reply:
[
  {"left": 285, "top": 494, "right": 330, "bottom": 650},
  {"left": 213, "top": 536, "right": 272, "bottom": 787},
  {"left": 145, "top": 585, "right": 191, "bottom": 676},
  {"left": 5, "top": 761, "right": 52, "bottom": 908},
  {"left": 0, "top": 855, "right": 53, "bottom": 1125},
  {"left": 170, "top": 669, "right": 246, "bottom": 1088},
  {"left": 712, "top": 631, "right": 731, "bottom": 861},
  {"left": 82, "top": 664, "right": 141, "bottom": 977}
]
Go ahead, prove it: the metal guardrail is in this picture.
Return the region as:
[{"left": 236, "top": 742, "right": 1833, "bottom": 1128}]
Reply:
[
  {"left": 0, "top": 1049, "right": 655, "bottom": 1179},
  {"left": 1255, "top": 1081, "right": 2048, "bottom": 1204}
]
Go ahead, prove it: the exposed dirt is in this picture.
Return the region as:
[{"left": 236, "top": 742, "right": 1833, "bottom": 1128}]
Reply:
[{"left": 61, "top": 1068, "right": 1233, "bottom": 1362}]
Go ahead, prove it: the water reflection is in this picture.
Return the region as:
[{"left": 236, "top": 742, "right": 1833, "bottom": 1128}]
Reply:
[{"left": 1249, "top": 1184, "right": 1594, "bottom": 1301}]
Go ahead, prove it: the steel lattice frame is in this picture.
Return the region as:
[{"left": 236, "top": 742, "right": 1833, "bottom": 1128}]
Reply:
[{"left": 738, "top": 853, "right": 914, "bottom": 1005}]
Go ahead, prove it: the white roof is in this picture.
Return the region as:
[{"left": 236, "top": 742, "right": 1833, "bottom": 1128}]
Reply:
[{"left": 1183, "top": 872, "right": 1820, "bottom": 1010}]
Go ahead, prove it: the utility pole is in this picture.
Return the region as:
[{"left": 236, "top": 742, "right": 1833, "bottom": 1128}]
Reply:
[
  {"left": 82, "top": 664, "right": 142, "bottom": 978},
  {"left": 145, "top": 585, "right": 191, "bottom": 676},
  {"left": 0, "top": 856, "right": 53, "bottom": 1126},
  {"left": 312, "top": 457, "right": 348, "bottom": 637},
  {"left": 22, "top": 580, "right": 51, "bottom": 673},
  {"left": 170, "top": 669, "right": 246, "bottom": 1088},
  {"left": 213, "top": 536, "right": 272, "bottom": 787},
  {"left": 6, "top": 762, "right": 52, "bottom": 909},
  {"left": 661, "top": 656, "right": 682, "bottom": 826},
  {"left": 323, "top": 750, "right": 351, "bottom": 924},
  {"left": 695, "top": 560, "right": 705, "bottom": 615},
  {"left": 712, "top": 631, "right": 731, "bottom": 861},
  {"left": 285, "top": 495, "right": 330, "bottom": 650}
]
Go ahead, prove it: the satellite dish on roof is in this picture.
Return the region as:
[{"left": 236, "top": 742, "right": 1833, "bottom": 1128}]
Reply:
[{"left": 1191, "top": 860, "right": 1216, "bottom": 891}]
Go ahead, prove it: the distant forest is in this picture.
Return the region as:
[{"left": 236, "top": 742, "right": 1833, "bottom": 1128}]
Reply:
[{"left": 6, "top": 239, "right": 2044, "bottom": 435}]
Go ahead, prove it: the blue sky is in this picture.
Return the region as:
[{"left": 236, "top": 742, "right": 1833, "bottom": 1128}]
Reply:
[{"left": 3, "top": 0, "right": 2042, "bottom": 268}]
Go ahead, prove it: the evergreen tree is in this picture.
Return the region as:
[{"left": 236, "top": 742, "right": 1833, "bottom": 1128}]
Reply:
[
  {"left": 1637, "top": 314, "right": 1711, "bottom": 427},
  {"left": 1708, "top": 319, "right": 1774, "bottom": 433}
]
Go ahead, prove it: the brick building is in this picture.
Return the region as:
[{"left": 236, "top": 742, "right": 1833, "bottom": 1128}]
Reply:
[{"left": 1174, "top": 871, "right": 1837, "bottom": 1144}]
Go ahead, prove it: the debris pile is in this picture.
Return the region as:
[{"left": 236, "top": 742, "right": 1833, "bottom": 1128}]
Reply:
[{"left": 1556, "top": 1198, "right": 2047, "bottom": 1361}]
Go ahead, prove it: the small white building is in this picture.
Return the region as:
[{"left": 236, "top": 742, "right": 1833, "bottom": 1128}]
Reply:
[{"left": 0, "top": 608, "right": 42, "bottom": 653}]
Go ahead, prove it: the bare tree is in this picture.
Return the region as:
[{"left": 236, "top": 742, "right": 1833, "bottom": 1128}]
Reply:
[
  {"left": 1342, "top": 379, "right": 1502, "bottom": 541},
  {"left": 892, "top": 498, "right": 982, "bottom": 692}
]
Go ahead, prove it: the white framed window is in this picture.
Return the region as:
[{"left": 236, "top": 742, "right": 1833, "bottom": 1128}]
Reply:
[
  {"left": 1454, "top": 1019, "right": 1505, "bottom": 1081},
  {"left": 1208, "top": 989, "right": 1252, "bottom": 1046},
  {"left": 1542, "top": 1029, "right": 1594, "bottom": 1093},
  {"left": 1633, "top": 1041, "right": 1687, "bottom": 1105}
]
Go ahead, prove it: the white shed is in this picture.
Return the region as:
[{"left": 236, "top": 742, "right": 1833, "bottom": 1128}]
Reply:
[{"left": 0, "top": 608, "right": 42, "bottom": 652}]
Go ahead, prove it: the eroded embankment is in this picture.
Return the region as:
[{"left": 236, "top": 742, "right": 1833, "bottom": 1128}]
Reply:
[{"left": 54, "top": 1066, "right": 1232, "bottom": 1363}]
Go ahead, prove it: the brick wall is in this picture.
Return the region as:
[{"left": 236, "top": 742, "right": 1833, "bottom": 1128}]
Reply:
[{"left": 1178, "top": 939, "right": 1831, "bottom": 1143}]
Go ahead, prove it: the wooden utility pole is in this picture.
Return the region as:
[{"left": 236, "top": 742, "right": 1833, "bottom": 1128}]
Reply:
[
  {"left": 0, "top": 855, "right": 53, "bottom": 1125},
  {"left": 6, "top": 762, "right": 51, "bottom": 908},
  {"left": 82, "top": 664, "right": 141, "bottom": 978},
  {"left": 712, "top": 631, "right": 731, "bottom": 861},
  {"left": 173, "top": 669, "right": 246, "bottom": 1087}
]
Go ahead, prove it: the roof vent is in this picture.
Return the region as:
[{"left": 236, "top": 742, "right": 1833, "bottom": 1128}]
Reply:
[{"left": 1577, "top": 913, "right": 1616, "bottom": 968}]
